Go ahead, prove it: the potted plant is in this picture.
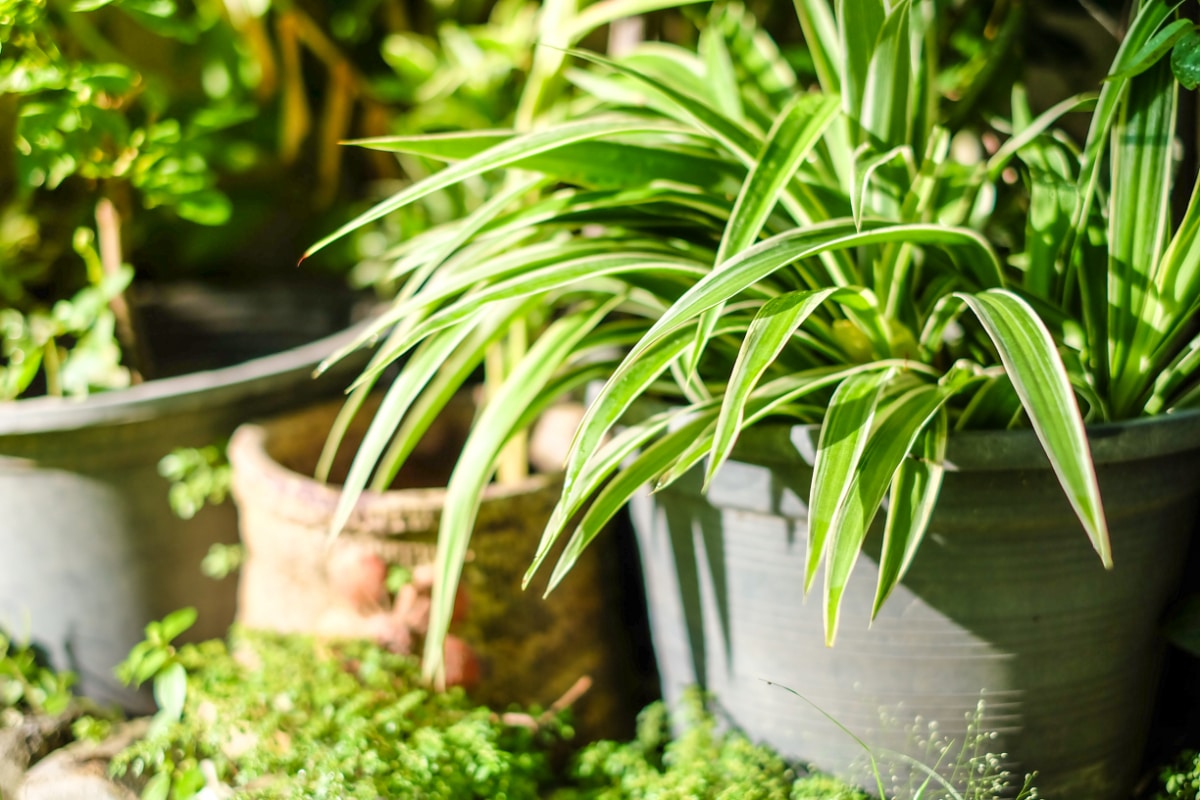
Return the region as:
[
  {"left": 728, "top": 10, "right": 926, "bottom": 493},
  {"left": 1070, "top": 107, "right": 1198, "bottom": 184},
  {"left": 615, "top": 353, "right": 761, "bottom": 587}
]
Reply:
[
  {"left": 0, "top": 0, "right": 452, "bottom": 711},
  {"left": 305, "top": 0, "right": 1200, "bottom": 796}
]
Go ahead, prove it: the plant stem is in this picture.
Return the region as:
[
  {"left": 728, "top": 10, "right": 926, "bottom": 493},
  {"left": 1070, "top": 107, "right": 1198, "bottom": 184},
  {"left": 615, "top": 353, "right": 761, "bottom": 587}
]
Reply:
[
  {"left": 0, "top": 94, "right": 16, "bottom": 203},
  {"left": 43, "top": 339, "right": 61, "bottom": 397},
  {"left": 95, "top": 197, "right": 149, "bottom": 382}
]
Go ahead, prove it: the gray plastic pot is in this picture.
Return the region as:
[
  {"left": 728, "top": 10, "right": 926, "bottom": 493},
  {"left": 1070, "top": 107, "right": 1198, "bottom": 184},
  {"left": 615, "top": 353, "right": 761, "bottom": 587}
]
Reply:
[
  {"left": 629, "top": 410, "right": 1200, "bottom": 799},
  {"left": 0, "top": 284, "right": 369, "bottom": 711}
]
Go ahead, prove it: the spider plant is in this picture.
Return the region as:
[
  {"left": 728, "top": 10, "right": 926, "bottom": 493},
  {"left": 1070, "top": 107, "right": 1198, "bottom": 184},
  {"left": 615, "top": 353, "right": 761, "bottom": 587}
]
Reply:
[{"left": 307, "top": 0, "right": 1198, "bottom": 678}]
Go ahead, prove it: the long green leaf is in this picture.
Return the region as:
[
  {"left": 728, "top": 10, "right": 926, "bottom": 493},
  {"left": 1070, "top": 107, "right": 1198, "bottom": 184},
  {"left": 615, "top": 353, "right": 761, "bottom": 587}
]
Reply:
[
  {"left": 379, "top": 253, "right": 704, "bottom": 362},
  {"left": 524, "top": 405, "right": 685, "bottom": 587},
  {"left": 852, "top": 145, "right": 910, "bottom": 229},
  {"left": 806, "top": 367, "right": 895, "bottom": 593},
  {"left": 721, "top": 93, "right": 843, "bottom": 261},
  {"left": 794, "top": 0, "right": 841, "bottom": 95},
  {"left": 316, "top": 177, "right": 551, "bottom": 377},
  {"left": 304, "top": 117, "right": 688, "bottom": 257},
  {"left": 566, "top": 44, "right": 848, "bottom": 248},
  {"left": 699, "top": 24, "right": 743, "bottom": 121},
  {"left": 348, "top": 132, "right": 742, "bottom": 192},
  {"left": 1147, "top": 179, "right": 1200, "bottom": 373},
  {"left": 1108, "top": 57, "right": 1176, "bottom": 414},
  {"left": 544, "top": 411, "right": 719, "bottom": 594},
  {"left": 1146, "top": 324, "right": 1200, "bottom": 414},
  {"left": 710, "top": 1, "right": 799, "bottom": 130},
  {"left": 1108, "top": 17, "right": 1194, "bottom": 80},
  {"left": 564, "top": 0, "right": 709, "bottom": 43},
  {"left": 659, "top": 362, "right": 922, "bottom": 491},
  {"left": 836, "top": 0, "right": 886, "bottom": 119},
  {"left": 957, "top": 289, "right": 1110, "bottom": 566},
  {"left": 861, "top": 0, "right": 911, "bottom": 144},
  {"left": 368, "top": 305, "right": 536, "bottom": 492},
  {"left": 1068, "top": 0, "right": 1174, "bottom": 329},
  {"left": 423, "top": 297, "right": 623, "bottom": 680},
  {"left": 562, "top": 327, "right": 698, "bottom": 502},
  {"left": 708, "top": 287, "right": 874, "bottom": 486},
  {"left": 328, "top": 317, "right": 485, "bottom": 542},
  {"left": 689, "top": 93, "right": 842, "bottom": 375},
  {"left": 823, "top": 380, "right": 956, "bottom": 643},
  {"left": 352, "top": 252, "right": 705, "bottom": 392},
  {"left": 608, "top": 219, "right": 1002, "bottom": 379},
  {"left": 872, "top": 404, "right": 948, "bottom": 616},
  {"left": 565, "top": 49, "right": 760, "bottom": 162}
]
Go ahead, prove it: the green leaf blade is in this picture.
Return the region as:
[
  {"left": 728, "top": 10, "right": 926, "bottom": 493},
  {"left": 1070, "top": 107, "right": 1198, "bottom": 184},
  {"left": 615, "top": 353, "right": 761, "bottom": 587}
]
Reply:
[
  {"left": 806, "top": 367, "right": 895, "bottom": 593},
  {"left": 708, "top": 287, "right": 873, "bottom": 486},
  {"left": 872, "top": 405, "right": 948, "bottom": 616},
  {"left": 957, "top": 289, "right": 1110, "bottom": 566},
  {"left": 822, "top": 381, "right": 956, "bottom": 643},
  {"left": 423, "top": 297, "right": 624, "bottom": 680}
]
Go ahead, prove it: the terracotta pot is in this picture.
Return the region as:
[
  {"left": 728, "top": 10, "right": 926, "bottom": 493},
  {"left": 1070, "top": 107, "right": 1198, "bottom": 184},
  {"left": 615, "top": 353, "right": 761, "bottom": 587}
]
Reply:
[{"left": 228, "top": 394, "right": 633, "bottom": 739}]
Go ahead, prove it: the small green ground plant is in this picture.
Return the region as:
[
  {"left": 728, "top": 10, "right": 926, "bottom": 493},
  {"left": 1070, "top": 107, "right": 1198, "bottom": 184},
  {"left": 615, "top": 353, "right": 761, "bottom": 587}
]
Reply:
[
  {"left": 561, "top": 689, "right": 868, "bottom": 800},
  {"left": 98, "top": 616, "right": 875, "bottom": 800},
  {"left": 1155, "top": 750, "right": 1200, "bottom": 800},
  {"left": 0, "top": 631, "right": 75, "bottom": 724},
  {"left": 111, "top": 626, "right": 571, "bottom": 800}
]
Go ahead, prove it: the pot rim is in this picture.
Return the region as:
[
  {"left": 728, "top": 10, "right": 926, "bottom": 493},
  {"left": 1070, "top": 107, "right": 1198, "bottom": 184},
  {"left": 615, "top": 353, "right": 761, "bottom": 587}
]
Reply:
[
  {"left": 628, "top": 397, "right": 1200, "bottom": 472},
  {"left": 751, "top": 407, "right": 1200, "bottom": 472},
  {"left": 227, "top": 401, "right": 562, "bottom": 528},
  {"left": 0, "top": 320, "right": 371, "bottom": 437}
]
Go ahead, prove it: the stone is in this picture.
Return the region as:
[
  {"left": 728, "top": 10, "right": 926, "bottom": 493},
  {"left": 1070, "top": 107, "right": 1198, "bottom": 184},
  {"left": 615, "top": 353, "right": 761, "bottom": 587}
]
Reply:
[
  {"left": 16, "top": 718, "right": 148, "bottom": 800},
  {"left": 0, "top": 711, "right": 78, "bottom": 800}
]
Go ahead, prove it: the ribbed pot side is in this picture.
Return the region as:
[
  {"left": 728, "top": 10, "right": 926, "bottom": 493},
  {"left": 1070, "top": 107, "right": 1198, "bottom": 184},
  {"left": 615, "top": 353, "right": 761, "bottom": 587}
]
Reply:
[
  {"left": 228, "top": 395, "right": 633, "bottom": 741},
  {"left": 629, "top": 411, "right": 1200, "bottom": 799},
  {"left": 0, "top": 324, "right": 365, "bottom": 712}
]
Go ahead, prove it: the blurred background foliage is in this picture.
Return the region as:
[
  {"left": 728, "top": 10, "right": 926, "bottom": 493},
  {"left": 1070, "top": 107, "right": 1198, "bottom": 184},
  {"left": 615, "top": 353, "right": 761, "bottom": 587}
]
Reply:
[
  {"left": 0, "top": 0, "right": 1123, "bottom": 399},
  {"left": 0, "top": 0, "right": 540, "bottom": 398}
]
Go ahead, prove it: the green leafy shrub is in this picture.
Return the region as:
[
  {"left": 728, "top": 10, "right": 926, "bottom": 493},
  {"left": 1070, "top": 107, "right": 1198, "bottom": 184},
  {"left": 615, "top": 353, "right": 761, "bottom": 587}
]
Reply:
[
  {"left": 0, "top": 0, "right": 267, "bottom": 398},
  {"left": 563, "top": 689, "right": 867, "bottom": 800},
  {"left": 111, "top": 627, "right": 570, "bottom": 800},
  {"left": 107, "top": 616, "right": 869, "bottom": 800},
  {"left": 158, "top": 443, "right": 231, "bottom": 522},
  {"left": 1157, "top": 750, "right": 1200, "bottom": 800},
  {"left": 0, "top": 631, "right": 75, "bottom": 723},
  {"left": 0, "top": 0, "right": 541, "bottom": 399}
]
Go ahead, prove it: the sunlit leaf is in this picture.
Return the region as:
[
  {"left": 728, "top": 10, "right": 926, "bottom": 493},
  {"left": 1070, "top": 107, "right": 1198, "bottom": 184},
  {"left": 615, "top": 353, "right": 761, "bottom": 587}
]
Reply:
[
  {"left": 806, "top": 367, "right": 894, "bottom": 593},
  {"left": 957, "top": 289, "right": 1110, "bottom": 566}
]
